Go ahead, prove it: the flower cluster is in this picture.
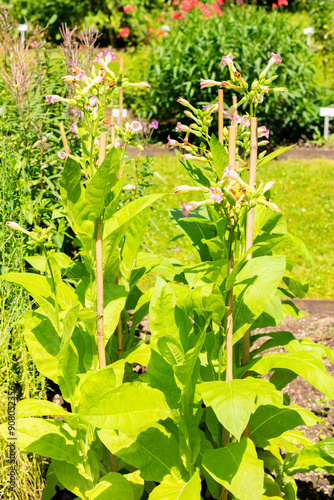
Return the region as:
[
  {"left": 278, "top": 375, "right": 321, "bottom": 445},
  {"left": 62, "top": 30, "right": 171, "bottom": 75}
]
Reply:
[
  {"left": 174, "top": 166, "right": 279, "bottom": 221},
  {"left": 172, "top": 0, "right": 224, "bottom": 18},
  {"left": 272, "top": 0, "right": 288, "bottom": 8},
  {"left": 45, "top": 48, "right": 151, "bottom": 176},
  {"left": 200, "top": 52, "right": 286, "bottom": 117}
]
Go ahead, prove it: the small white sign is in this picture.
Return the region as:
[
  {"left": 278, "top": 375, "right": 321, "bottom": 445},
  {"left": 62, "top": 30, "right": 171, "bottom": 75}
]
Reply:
[
  {"left": 303, "top": 27, "right": 314, "bottom": 35},
  {"left": 112, "top": 109, "right": 128, "bottom": 118},
  {"left": 320, "top": 107, "right": 334, "bottom": 117},
  {"left": 18, "top": 24, "right": 28, "bottom": 32}
]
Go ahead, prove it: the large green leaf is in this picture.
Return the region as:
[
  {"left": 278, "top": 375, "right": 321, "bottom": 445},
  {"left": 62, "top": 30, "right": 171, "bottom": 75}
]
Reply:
[
  {"left": 233, "top": 256, "right": 286, "bottom": 344},
  {"left": 85, "top": 148, "right": 120, "bottom": 221},
  {"left": 148, "top": 470, "right": 202, "bottom": 500},
  {"left": 250, "top": 405, "right": 321, "bottom": 447},
  {"left": 103, "top": 281, "right": 128, "bottom": 341},
  {"left": 240, "top": 352, "right": 334, "bottom": 400},
  {"left": 285, "top": 438, "right": 334, "bottom": 475},
  {"left": 169, "top": 206, "right": 216, "bottom": 261},
  {"left": 0, "top": 418, "right": 81, "bottom": 465},
  {"left": 86, "top": 472, "right": 134, "bottom": 500},
  {"left": 98, "top": 421, "right": 186, "bottom": 483},
  {"left": 210, "top": 133, "right": 229, "bottom": 178},
  {"left": 80, "top": 381, "right": 170, "bottom": 430},
  {"left": 203, "top": 438, "right": 264, "bottom": 500},
  {"left": 121, "top": 207, "right": 151, "bottom": 281},
  {"left": 52, "top": 459, "right": 94, "bottom": 500},
  {"left": 57, "top": 338, "right": 79, "bottom": 401},
  {"left": 198, "top": 378, "right": 282, "bottom": 441},
  {"left": 23, "top": 311, "right": 61, "bottom": 383}
]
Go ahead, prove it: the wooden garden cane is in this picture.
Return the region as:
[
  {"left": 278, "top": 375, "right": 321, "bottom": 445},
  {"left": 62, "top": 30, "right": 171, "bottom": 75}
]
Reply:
[
  {"left": 110, "top": 115, "right": 124, "bottom": 358},
  {"left": 96, "top": 132, "right": 118, "bottom": 473},
  {"left": 119, "top": 57, "right": 124, "bottom": 127},
  {"left": 59, "top": 122, "right": 70, "bottom": 154},
  {"left": 242, "top": 117, "right": 258, "bottom": 439},
  {"left": 220, "top": 125, "right": 237, "bottom": 500}
]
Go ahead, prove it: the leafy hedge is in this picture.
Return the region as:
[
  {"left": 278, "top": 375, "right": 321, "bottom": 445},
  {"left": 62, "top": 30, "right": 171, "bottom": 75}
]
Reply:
[{"left": 131, "top": 5, "right": 332, "bottom": 144}]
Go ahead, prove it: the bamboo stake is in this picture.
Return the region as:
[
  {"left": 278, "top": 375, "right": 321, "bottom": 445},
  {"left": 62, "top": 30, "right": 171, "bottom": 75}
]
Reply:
[
  {"left": 96, "top": 133, "right": 108, "bottom": 369},
  {"left": 119, "top": 57, "right": 124, "bottom": 127},
  {"left": 220, "top": 126, "right": 237, "bottom": 500},
  {"left": 59, "top": 122, "right": 70, "bottom": 154},
  {"left": 218, "top": 89, "right": 224, "bottom": 145},
  {"left": 110, "top": 115, "right": 116, "bottom": 146},
  {"left": 96, "top": 132, "right": 118, "bottom": 473},
  {"left": 232, "top": 95, "right": 237, "bottom": 108}
]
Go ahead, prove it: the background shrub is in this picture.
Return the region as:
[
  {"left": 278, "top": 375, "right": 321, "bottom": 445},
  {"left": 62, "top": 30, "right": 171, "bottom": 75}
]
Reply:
[{"left": 130, "top": 4, "right": 333, "bottom": 145}]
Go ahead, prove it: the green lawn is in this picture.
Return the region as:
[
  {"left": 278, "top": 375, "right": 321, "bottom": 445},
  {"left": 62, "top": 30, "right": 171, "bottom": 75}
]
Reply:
[{"left": 144, "top": 152, "right": 334, "bottom": 299}]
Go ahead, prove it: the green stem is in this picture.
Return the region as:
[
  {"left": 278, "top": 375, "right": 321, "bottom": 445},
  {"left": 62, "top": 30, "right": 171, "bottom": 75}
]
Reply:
[{"left": 42, "top": 245, "right": 60, "bottom": 334}]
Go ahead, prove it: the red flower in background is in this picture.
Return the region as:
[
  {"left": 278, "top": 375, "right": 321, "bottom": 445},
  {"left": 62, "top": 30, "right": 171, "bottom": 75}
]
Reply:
[
  {"left": 172, "top": 11, "right": 183, "bottom": 19},
  {"left": 272, "top": 2, "right": 278, "bottom": 7},
  {"left": 180, "top": 0, "right": 198, "bottom": 12},
  {"left": 119, "top": 27, "right": 130, "bottom": 37},
  {"left": 123, "top": 5, "right": 136, "bottom": 14}
]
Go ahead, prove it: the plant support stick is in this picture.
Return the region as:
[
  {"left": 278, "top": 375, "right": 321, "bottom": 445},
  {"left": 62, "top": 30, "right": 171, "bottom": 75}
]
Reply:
[
  {"left": 59, "top": 122, "right": 70, "bottom": 154},
  {"left": 119, "top": 57, "right": 124, "bottom": 127},
  {"left": 96, "top": 132, "right": 107, "bottom": 369},
  {"left": 218, "top": 89, "right": 224, "bottom": 145}
]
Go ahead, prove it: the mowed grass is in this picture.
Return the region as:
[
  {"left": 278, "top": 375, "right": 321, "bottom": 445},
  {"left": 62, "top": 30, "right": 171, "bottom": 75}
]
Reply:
[{"left": 144, "top": 151, "right": 334, "bottom": 299}]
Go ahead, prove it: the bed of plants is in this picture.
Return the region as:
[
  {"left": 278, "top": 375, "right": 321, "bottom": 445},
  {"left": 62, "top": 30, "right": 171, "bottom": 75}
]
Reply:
[{"left": 1, "top": 33, "right": 334, "bottom": 500}]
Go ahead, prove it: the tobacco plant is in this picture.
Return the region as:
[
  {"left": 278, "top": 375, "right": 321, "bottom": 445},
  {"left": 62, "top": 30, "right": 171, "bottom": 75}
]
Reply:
[{"left": 1, "top": 51, "right": 334, "bottom": 500}]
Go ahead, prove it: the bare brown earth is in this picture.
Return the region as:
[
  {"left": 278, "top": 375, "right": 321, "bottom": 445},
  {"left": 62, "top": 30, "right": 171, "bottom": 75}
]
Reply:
[{"left": 127, "top": 142, "right": 334, "bottom": 160}]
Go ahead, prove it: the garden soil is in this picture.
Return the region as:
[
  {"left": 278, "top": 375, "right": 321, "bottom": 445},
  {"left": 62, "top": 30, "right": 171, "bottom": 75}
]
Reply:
[{"left": 127, "top": 143, "right": 334, "bottom": 161}]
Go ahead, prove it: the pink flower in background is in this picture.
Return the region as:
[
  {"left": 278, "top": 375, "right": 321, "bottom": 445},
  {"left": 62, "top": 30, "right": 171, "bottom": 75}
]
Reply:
[
  {"left": 253, "top": 93, "right": 264, "bottom": 104},
  {"left": 69, "top": 123, "right": 78, "bottom": 133},
  {"left": 94, "top": 49, "right": 118, "bottom": 66},
  {"left": 31, "top": 41, "right": 39, "bottom": 47},
  {"left": 70, "top": 109, "right": 76, "bottom": 114},
  {"left": 89, "top": 96, "right": 98, "bottom": 108},
  {"left": 167, "top": 135, "right": 178, "bottom": 147},
  {"left": 149, "top": 120, "right": 159, "bottom": 129},
  {"left": 272, "top": 3, "right": 278, "bottom": 8},
  {"left": 222, "top": 165, "right": 239, "bottom": 181},
  {"left": 220, "top": 53, "right": 235, "bottom": 66},
  {"left": 171, "top": 247, "right": 181, "bottom": 252},
  {"left": 119, "top": 27, "right": 130, "bottom": 37},
  {"left": 258, "top": 126, "right": 270, "bottom": 139},
  {"left": 269, "top": 52, "right": 282, "bottom": 65},
  {"left": 180, "top": 201, "right": 200, "bottom": 218},
  {"left": 130, "top": 121, "right": 143, "bottom": 133},
  {"left": 203, "top": 103, "right": 218, "bottom": 113},
  {"left": 278, "top": 0, "right": 288, "bottom": 5},
  {"left": 240, "top": 115, "right": 250, "bottom": 127},
  {"left": 77, "top": 111, "right": 83, "bottom": 118},
  {"left": 175, "top": 122, "right": 189, "bottom": 132},
  {"left": 172, "top": 0, "right": 179, "bottom": 4},
  {"left": 58, "top": 152, "right": 68, "bottom": 160},
  {"left": 200, "top": 79, "right": 221, "bottom": 89},
  {"left": 172, "top": 11, "right": 183, "bottom": 19},
  {"left": 157, "top": 17, "right": 162, "bottom": 22},
  {"left": 209, "top": 187, "right": 224, "bottom": 204},
  {"left": 123, "top": 5, "right": 136, "bottom": 14},
  {"left": 45, "top": 95, "right": 69, "bottom": 104}
]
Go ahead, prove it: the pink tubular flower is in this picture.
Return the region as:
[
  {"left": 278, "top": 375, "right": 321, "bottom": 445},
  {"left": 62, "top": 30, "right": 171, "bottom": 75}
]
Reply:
[
  {"left": 222, "top": 165, "right": 239, "bottom": 181},
  {"left": 209, "top": 187, "right": 224, "bottom": 204},
  {"left": 88, "top": 96, "right": 98, "bottom": 108},
  {"left": 172, "top": 12, "right": 183, "bottom": 19},
  {"left": 31, "top": 41, "right": 39, "bottom": 47},
  {"left": 200, "top": 78, "right": 221, "bottom": 89},
  {"left": 240, "top": 115, "right": 250, "bottom": 127},
  {"left": 253, "top": 93, "right": 264, "bottom": 104},
  {"left": 69, "top": 123, "right": 78, "bottom": 133},
  {"left": 45, "top": 95, "right": 69, "bottom": 104},
  {"left": 269, "top": 52, "right": 282, "bottom": 65},
  {"left": 6, "top": 221, "right": 30, "bottom": 235},
  {"left": 167, "top": 135, "right": 178, "bottom": 147},
  {"left": 258, "top": 126, "right": 270, "bottom": 139},
  {"left": 123, "top": 4, "right": 136, "bottom": 14},
  {"left": 119, "top": 27, "right": 130, "bottom": 37},
  {"left": 175, "top": 122, "right": 190, "bottom": 132},
  {"left": 94, "top": 48, "right": 118, "bottom": 66},
  {"left": 149, "top": 120, "right": 159, "bottom": 129},
  {"left": 181, "top": 154, "right": 206, "bottom": 162},
  {"left": 130, "top": 121, "right": 143, "bottom": 133},
  {"left": 123, "top": 184, "right": 136, "bottom": 191},
  {"left": 203, "top": 103, "right": 218, "bottom": 113},
  {"left": 220, "top": 53, "right": 235, "bottom": 67},
  {"left": 58, "top": 152, "right": 68, "bottom": 160},
  {"left": 180, "top": 201, "right": 202, "bottom": 218}
]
